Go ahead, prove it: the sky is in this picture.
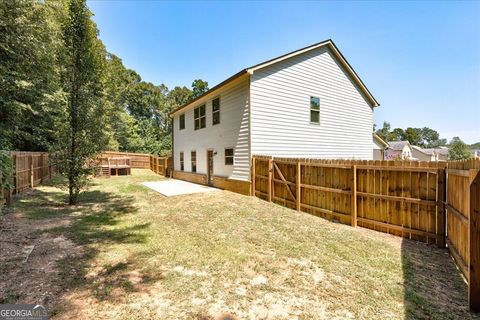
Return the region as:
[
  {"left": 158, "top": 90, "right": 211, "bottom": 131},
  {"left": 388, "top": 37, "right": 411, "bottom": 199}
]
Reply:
[{"left": 88, "top": 1, "right": 480, "bottom": 144}]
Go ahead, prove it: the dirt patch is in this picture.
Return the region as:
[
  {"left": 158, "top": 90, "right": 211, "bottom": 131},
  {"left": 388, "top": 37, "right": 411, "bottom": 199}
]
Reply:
[{"left": 0, "top": 198, "right": 83, "bottom": 310}]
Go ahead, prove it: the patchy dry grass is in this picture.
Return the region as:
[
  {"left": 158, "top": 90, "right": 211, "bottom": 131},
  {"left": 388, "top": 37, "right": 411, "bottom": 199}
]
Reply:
[{"left": 1, "top": 169, "right": 477, "bottom": 319}]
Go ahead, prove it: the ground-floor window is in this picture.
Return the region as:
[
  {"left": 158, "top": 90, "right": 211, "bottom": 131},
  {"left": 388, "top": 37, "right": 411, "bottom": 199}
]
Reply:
[
  {"left": 179, "top": 152, "right": 184, "bottom": 171},
  {"left": 225, "top": 148, "right": 234, "bottom": 165},
  {"left": 191, "top": 151, "right": 197, "bottom": 172}
]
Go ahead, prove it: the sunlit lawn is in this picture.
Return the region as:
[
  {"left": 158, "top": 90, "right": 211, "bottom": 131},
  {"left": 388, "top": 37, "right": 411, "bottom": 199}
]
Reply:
[{"left": 3, "top": 169, "right": 476, "bottom": 320}]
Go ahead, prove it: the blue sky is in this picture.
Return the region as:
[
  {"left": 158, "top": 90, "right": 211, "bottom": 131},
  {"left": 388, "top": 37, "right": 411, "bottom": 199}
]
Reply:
[{"left": 88, "top": 1, "right": 480, "bottom": 144}]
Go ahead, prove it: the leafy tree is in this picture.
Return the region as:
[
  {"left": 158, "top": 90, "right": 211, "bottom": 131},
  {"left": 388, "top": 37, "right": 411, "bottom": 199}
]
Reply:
[
  {"left": 53, "top": 0, "right": 108, "bottom": 205},
  {"left": 0, "top": 0, "right": 62, "bottom": 150},
  {"left": 448, "top": 137, "right": 472, "bottom": 160},
  {"left": 191, "top": 79, "right": 209, "bottom": 98},
  {"left": 376, "top": 122, "right": 447, "bottom": 147}
]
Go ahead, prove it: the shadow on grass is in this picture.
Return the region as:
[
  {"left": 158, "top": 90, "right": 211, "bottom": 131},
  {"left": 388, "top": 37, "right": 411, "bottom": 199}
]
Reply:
[
  {"left": 401, "top": 240, "right": 479, "bottom": 319},
  {"left": 10, "top": 177, "right": 164, "bottom": 313}
]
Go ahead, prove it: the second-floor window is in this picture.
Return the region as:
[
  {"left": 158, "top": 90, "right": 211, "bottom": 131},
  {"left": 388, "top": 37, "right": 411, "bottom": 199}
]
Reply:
[
  {"left": 310, "top": 96, "right": 320, "bottom": 124},
  {"left": 191, "top": 151, "right": 197, "bottom": 172},
  {"left": 194, "top": 105, "right": 206, "bottom": 130},
  {"left": 212, "top": 98, "right": 220, "bottom": 125},
  {"left": 179, "top": 114, "right": 185, "bottom": 130},
  {"left": 179, "top": 152, "right": 184, "bottom": 171}
]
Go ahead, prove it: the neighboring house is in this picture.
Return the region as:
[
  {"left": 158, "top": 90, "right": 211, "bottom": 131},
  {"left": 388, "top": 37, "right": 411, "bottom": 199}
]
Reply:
[
  {"left": 411, "top": 146, "right": 448, "bottom": 161},
  {"left": 411, "top": 146, "right": 436, "bottom": 161},
  {"left": 373, "top": 133, "right": 388, "bottom": 160},
  {"left": 472, "top": 149, "right": 480, "bottom": 158},
  {"left": 385, "top": 141, "right": 413, "bottom": 160},
  {"left": 170, "top": 39, "right": 379, "bottom": 194}
]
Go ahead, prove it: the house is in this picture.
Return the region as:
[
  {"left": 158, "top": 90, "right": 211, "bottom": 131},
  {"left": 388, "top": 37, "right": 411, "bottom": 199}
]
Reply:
[
  {"left": 170, "top": 39, "right": 379, "bottom": 195},
  {"left": 384, "top": 141, "right": 413, "bottom": 160},
  {"left": 411, "top": 145, "right": 448, "bottom": 161},
  {"left": 373, "top": 133, "right": 388, "bottom": 160}
]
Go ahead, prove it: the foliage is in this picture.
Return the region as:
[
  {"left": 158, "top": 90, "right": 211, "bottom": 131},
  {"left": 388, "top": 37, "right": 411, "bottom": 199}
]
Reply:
[
  {"left": 448, "top": 137, "right": 472, "bottom": 160},
  {"left": 375, "top": 122, "right": 447, "bottom": 147},
  {"left": 0, "top": 0, "right": 63, "bottom": 151},
  {"left": 0, "top": 151, "right": 13, "bottom": 192},
  {"left": 191, "top": 79, "right": 209, "bottom": 98}
]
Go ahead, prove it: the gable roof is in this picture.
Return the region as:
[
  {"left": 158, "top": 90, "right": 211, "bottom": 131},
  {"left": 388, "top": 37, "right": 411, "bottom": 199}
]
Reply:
[
  {"left": 170, "top": 39, "right": 379, "bottom": 117},
  {"left": 387, "top": 141, "right": 411, "bottom": 151}
]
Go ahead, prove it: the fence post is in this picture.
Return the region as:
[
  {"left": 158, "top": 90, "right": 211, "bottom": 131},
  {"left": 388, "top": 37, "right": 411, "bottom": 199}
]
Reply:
[
  {"left": 251, "top": 157, "right": 256, "bottom": 197},
  {"left": 29, "top": 155, "right": 34, "bottom": 188},
  {"left": 164, "top": 158, "right": 168, "bottom": 176},
  {"left": 296, "top": 161, "right": 301, "bottom": 211},
  {"left": 469, "top": 168, "right": 480, "bottom": 312},
  {"left": 268, "top": 158, "right": 273, "bottom": 202},
  {"left": 437, "top": 167, "right": 446, "bottom": 248},
  {"left": 12, "top": 154, "right": 17, "bottom": 194},
  {"left": 352, "top": 165, "right": 357, "bottom": 227}
]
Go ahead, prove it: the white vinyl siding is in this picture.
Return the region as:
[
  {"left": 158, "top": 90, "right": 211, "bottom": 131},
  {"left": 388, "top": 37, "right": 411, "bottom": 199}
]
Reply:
[
  {"left": 173, "top": 78, "right": 250, "bottom": 180},
  {"left": 250, "top": 46, "right": 374, "bottom": 159}
]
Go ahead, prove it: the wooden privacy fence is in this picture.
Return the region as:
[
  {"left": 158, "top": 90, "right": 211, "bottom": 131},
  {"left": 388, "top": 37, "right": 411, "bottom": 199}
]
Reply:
[
  {"left": 252, "top": 155, "right": 480, "bottom": 311},
  {"left": 1, "top": 151, "right": 53, "bottom": 205},
  {"left": 101, "top": 151, "right": 151, "bottom": 169},
  {"left": 253, "top": 156, "right": 446, "bottom": 245},
  {"left": 445, "top": 158, "right": 480, "bottom": 311},
  {"left": 150, "top": 155, "right": 172, "bottom": 177}
]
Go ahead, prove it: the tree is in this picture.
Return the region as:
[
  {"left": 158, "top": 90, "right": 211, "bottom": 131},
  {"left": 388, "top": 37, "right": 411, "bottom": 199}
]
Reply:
[
  {"left": 375, "top": 122, "right": 447, "bottom": 147},
  {"left": 0, "top": 0, "right": 63, "bottom": 150},
  {"left": 53, "top": 0, "right": 108, "bottom": 205},
  {"left": 448, "top": 137, "right": 471, "bottom": 160},
  {"left": 191, "top": 79, "right": 209, "bottom": 98}
]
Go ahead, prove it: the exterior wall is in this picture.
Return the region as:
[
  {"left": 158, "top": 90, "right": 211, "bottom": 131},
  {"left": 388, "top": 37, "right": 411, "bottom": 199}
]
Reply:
[
  {"left": 373, "top": 137, "right": 385, "bottom": 160},
  {"left": 250, "top": 46, "right": 374, "bottom": 159},
  {"left": 412, "top": 148, "right": 434, "bottom": 161},
  {"left": 173, "top": 78, "right": 250, "bottom": 181}
]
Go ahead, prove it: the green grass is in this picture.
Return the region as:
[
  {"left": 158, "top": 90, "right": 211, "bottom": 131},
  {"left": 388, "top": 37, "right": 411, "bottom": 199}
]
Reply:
[{"left": 5, "top": 169, "right": 477, "bottom": 320}]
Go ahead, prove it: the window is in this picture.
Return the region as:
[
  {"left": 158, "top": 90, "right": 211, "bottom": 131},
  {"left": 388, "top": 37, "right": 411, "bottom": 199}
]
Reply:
[
  {"left": 194, "top": 105, "right": 206, "bottom": 130},
  {"left": 179, "top": 114, "right": 185, "bottom": 130},
  {"left": 179, "top": 152, "right": 184, "bottom": 171},
  {"left": 191, "top": 151, "right": 197, "bottom": 172},
  {"left": 225, "top": 148, "right": 234, "bottom": 165},
  {"left": 310, "top": 96, "right": 320, "bottom": 123},
  {"left": 212, "top": 98, "right": 220, "bottom": 125}
]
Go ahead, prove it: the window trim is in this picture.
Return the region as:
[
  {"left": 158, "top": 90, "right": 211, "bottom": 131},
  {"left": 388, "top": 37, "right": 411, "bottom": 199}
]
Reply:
[
  {"left": 310, "top": 96, "right": 320, "bottom": 125},
  {"left": 212, "top": 97, "right": 220, "bottom": 126},
  {"left": 224, "top": 147, "right": 234, "bottom": 165},
  {"left": 191, "top": 150, "right": 197, "bottom": 173},
  {"left": 179, "top": 151, "right": 184, "bottom": 171},
  {"left": 194, "top": 105, "right": 206, "bottom": 130},
  {"left": 179, "top": 113, "right": 185, "bottom": 130}
]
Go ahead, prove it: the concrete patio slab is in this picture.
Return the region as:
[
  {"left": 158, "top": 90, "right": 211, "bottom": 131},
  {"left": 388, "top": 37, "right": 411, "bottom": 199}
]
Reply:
[{"left": 142, "top": 179, "right": 219, "bottom": 197}]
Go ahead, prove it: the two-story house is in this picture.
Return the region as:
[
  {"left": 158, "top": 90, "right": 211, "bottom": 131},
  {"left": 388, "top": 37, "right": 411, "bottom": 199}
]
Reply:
[{"left": 170, "top": 39, "right": 380, "bottom": 195}]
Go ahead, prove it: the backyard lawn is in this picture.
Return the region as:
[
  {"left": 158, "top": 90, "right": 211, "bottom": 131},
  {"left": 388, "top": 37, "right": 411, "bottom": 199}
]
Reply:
[{"left": 0, "top": 169, "right": 477, "bottom": 319}]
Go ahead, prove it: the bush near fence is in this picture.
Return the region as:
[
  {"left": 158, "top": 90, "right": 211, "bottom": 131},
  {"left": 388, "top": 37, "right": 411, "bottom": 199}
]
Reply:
[{"left": 252, "top": 155, "right": 480, "bottom": 311}]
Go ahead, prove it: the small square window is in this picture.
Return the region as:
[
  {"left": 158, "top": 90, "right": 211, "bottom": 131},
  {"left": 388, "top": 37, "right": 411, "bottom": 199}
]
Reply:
[
  {"left": 212, "top": 98, "right": 220, "bottom": 125},
  {"left": 225, "top": 148, "right": 234, "bottom": 165},
  {"left": 194, "top": 105, "right": 206, "bottom": 130},
  {"left": 179, "top": 114, "right": 185, "bottom": 130},
  {"left": 191, "top": 151, "right": 197, "bottom": 172},
  {"left": 310, "top": 96, "right": 320, "bottom": 123}
]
